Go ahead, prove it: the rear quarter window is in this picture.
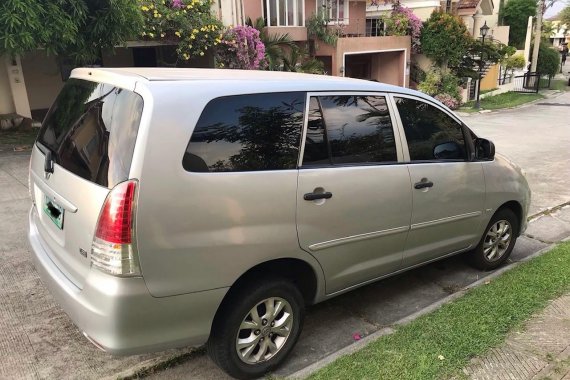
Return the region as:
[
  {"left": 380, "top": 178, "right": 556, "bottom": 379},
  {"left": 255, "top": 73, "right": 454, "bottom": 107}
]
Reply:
[
  {"left": 37, "top": 79, "right": 143, "bottom": 188},
  {"left": 183, "top": 92, "right": 305, "bottom": 172}
]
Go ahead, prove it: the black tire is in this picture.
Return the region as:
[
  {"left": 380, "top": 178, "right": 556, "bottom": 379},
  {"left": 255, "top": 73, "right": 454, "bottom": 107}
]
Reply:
[
  {"left": 207, "top": 278, "right": 305, "bottom": 379},
  {"left": 469, "top": 208, "right": 519, "bottom": 270}
]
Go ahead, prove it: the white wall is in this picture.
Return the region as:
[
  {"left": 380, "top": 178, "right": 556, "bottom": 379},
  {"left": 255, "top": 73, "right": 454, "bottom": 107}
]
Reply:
[
  {"left": 0, "top": 57, "right": 15, "bottom": 115},
  {"left": 20, "top": 50, "right": 65, "bottom": 112}
]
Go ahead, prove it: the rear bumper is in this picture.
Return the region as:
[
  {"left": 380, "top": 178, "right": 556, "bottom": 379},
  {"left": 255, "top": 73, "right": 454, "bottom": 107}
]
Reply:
[{"left": 28, "top": 206, "right": 228, "bottom": 355}]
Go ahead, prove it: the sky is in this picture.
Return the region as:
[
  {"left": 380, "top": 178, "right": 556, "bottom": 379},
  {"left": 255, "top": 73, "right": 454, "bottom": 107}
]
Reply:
[{"left": 545, "top": 0, "right": 568, "bottom": 19}]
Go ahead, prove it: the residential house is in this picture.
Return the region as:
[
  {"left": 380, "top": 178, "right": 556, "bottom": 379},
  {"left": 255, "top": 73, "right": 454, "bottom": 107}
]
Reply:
[
  {"left": 546, "top": 16, "right": 569, "bottom": 48},
  {"left": 365, "top": 0, "right": 508, "bottom": 93},
  {"left": 1, "top": 0, "right": 410, "bottom": 122},
  {"left": 220, "top": 0, "right": 411, "bottom": 85}
]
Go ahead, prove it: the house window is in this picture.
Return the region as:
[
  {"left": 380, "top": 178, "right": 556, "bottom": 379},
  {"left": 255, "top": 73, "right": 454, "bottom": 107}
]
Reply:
[
  {"left": 365, "top": 18, "right": 383, "bottom": 36},
  {"left": 317, "top": 0, "right": 349, "bottom": 24},
  {"left": 265, "top": 0, "right": 304, "bottom": 26}
]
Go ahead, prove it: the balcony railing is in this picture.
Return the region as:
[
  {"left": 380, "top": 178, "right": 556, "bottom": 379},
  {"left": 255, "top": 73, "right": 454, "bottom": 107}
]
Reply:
[{"left": 323, "top": 18, "right": 388, "bottom": 38}]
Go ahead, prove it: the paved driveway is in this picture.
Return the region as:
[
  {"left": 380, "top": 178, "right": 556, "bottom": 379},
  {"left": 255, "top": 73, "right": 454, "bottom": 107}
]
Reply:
[
  {"left": 0, "top": 92, "right": 568, "bottom": 379},
  {"left": 465, "top": 91, "right": 570, "bottom": 216}
]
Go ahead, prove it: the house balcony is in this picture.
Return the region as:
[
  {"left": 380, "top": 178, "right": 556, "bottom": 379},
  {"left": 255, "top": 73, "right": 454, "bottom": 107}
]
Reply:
[
  {"left": 264, "top": 26, "right": 308, "bottom": 41},
  {"left": 313, "top": 19, "right": 412, "bottom": 87}
]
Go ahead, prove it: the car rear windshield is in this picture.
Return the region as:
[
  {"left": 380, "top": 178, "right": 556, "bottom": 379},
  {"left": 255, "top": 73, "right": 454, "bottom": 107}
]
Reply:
[{"left": 37, "top": 78, "right": 144, "bottom": 188}]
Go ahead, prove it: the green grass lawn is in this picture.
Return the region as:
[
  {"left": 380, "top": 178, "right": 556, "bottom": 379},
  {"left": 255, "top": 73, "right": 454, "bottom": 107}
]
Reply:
[
  {"left": 461, "top": 92, "right": 544, "bottom": 111},
  {"left": 550, "top": 79, "right": 570, "bottom": 91},
  {"left": 309, "top": 242, "right": 570, "bottom": 380}
]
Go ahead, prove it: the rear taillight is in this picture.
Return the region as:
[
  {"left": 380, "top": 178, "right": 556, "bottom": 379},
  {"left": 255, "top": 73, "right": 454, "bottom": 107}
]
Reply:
[{"left": 91, "top": 180, "right": 141, "bottom": 276}]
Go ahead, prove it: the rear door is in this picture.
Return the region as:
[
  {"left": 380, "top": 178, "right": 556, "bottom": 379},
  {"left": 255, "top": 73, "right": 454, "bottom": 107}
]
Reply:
[
  {"left": 296, "top": 93, "right": 412, "bottom": 294},
  {"left": 391, "top": 96, "right": 485, "bottom": 268},
  {"left": 29, "top": 78, "right": 144, "bottom": 288}
]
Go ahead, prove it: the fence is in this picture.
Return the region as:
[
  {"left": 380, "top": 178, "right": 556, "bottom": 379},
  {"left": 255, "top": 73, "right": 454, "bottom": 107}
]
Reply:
[
  {"left": 512, "top": 72, "right": 540, "bottom": 93},
  {"left": 504, "top": 72, "right": 553, "bottom": 93}
]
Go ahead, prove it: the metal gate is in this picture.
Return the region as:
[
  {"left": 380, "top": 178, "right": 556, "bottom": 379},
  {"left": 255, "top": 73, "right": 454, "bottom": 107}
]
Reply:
[{"left": 512, "top": 72, "right": 540, "bottom": 93}]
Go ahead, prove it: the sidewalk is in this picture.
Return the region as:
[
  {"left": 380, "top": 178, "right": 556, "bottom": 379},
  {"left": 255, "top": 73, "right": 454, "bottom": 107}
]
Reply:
[
  {"left": 462, "top": 292, "right": 570, "bottom": 380},
  {"left": 459, "top": 208, "right": 570, "bottom": 380}
]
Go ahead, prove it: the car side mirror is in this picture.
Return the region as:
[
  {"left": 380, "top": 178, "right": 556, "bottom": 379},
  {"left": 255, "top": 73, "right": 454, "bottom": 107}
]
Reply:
[
  {"left": 433, "top": 141, "right": 462, "bottom": 160},
  {"left": 475, "top": 138, "right": 495, "bottom": 160}
]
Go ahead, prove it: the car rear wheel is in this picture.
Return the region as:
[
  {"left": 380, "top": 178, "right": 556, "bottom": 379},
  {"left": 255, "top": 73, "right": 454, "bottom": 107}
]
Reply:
[
  {"left": 469, "top": 208, "right": 519, "bottom": 270},
  {"left": 207, "top": 278, "right": 305, "bottom": 379}
]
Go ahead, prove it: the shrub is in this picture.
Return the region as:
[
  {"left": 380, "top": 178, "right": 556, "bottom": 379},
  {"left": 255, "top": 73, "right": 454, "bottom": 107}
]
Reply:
[
  {"left": 307, "top": 10, "right": 339, "bottom": 47},
  {"left": 420, "top": 12, "right": 471, "bottom": 68},
  {"left": 418, "top": 69, "right": 462, "bottom": 109},
  {"left": 530, "top": 44, "right": 560, "bottom": 77},
  {"left": 391, "top": 4, "right": 423, "bottom": 53},
  {"left": 500, "top": 53, "right": 525, "bottom": 84},
  {"left": 216, "top": 25, "right": 266, "bottom": 70},
  {"left": 383, "top": 12, "right": 409, "bottom": 36},
  {"left": 435, "top": 93, "right": 461, "bottom": 109},
  {"left": 139, "top": 0, "right": 223, "bottom": 61},
  {"left": 506, "top": 54, "right": 526, "bottom": 70},
  {"left": 378, "top": 4, "right": 423, "bottom": 53}
]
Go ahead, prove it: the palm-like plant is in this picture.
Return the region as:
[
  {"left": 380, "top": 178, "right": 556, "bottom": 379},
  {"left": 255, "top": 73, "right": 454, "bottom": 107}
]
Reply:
[
  {"left": 246, "top": 17, "right": 297, "bottom": 70},
  {"left": 246, "top": 17, "right": 325, "bottom": 74},
  {"left": 283, "top": 46, "right": 325, "bottom": 74}
]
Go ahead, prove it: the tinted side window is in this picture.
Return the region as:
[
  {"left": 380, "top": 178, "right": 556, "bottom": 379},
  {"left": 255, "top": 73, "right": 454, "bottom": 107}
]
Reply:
[
  {"left": 302, "top": 95, "right": 397, "bottom": 166},
  {"left": 183, "top": 93, "right": 305, "bottom": 172},
  {"left": 395, "top": 97, "right": 467, "bottom": 161}
]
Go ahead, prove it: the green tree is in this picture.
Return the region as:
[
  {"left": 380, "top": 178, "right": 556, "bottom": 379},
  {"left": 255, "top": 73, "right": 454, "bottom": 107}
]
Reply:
[
  {"left": 560, "top": 6, "right": 570, "bottom": 26},
  {"left": 502, "top": 0, "right": 537, "bottom": 49},
  {"left": 0, "top": 0, "right": 143, "bottom": 64},
  {"left": 420, "top": 12, "right": 471, "bottom": 69},
  {"left": 455, "top": 39, "right": 511, "bottom": 78},
  {"left": 530, "top": 43, "right": 561, "bottom": 76}
]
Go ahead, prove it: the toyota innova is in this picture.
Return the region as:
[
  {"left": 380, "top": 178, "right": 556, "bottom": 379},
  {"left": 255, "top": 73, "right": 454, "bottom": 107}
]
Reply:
[{"left": 28, "top": 68, "right": 531, "bottom": 379}]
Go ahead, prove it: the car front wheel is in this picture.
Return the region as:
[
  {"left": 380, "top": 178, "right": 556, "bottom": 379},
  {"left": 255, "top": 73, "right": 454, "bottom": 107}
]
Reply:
[{"left": 469, "top": 208, "right": 519, "bottom": 270}]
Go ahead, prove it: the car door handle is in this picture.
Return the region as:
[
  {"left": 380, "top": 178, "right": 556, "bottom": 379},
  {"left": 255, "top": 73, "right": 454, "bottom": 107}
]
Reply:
[
  {"left": 414, "top": 179, "right": 434, "bottom": 189},
  {"left": 304, "top": 192, "right": 333, "bottom": 201}
]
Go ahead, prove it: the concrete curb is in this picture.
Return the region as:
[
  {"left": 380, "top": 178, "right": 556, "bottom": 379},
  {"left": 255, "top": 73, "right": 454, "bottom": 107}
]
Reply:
[
  {"left": 286, "top": 241, "right": 560, "bottom": 380},
  {"left": 456, "top": 90, "right": 566, "bottom": 117},
  {"left": 528, "top": 201, "right": 570, "bottom": 222}
]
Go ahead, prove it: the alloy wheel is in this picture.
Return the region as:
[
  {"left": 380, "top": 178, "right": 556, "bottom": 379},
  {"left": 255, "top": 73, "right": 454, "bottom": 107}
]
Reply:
[
  {"left": 235, "top": 297, "right": 293, "bottom": 364},
  {"left": 483, "top": 219, "right": 512, "bottom": 262}
]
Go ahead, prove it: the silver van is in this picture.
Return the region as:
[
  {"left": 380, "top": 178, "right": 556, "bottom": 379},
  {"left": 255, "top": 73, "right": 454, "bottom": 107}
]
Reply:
[{"left": 28, "top": 68, "right": 530, "bottom": 379}]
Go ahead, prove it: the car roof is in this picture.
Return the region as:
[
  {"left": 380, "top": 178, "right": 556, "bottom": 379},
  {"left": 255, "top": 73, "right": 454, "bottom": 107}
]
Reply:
[{"left": 70, "top": 67, "right": 424, "bottom": 97}]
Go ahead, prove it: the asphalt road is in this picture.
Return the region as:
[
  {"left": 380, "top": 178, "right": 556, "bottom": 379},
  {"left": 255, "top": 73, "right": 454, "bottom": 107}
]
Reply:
[
  {"left": 0, "top": 91, "right": 568, "bottom": 380},
  {"left": 465, "top": 91, "right": 570, "bottom": 216}
]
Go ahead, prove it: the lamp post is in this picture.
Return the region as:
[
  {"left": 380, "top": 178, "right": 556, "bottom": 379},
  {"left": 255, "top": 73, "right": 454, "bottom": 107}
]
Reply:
[{"left": 474, "top": 21, "right": 490, "bottom": 109}]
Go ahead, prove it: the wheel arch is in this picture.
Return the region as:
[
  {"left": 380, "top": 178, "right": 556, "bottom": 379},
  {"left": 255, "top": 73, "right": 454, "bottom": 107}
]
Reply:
[
  {"left": 210, "top": 258, "right": 320, "bottom": 335},
  {"left": 496, "top": 200, "right": 524, "bottom": 235}
]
